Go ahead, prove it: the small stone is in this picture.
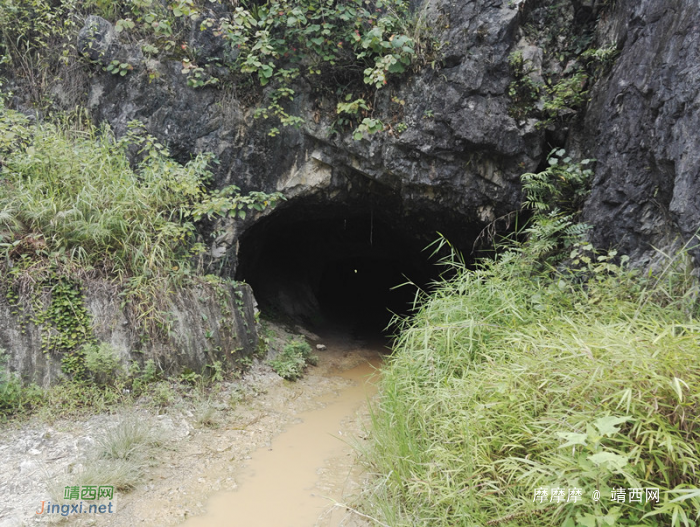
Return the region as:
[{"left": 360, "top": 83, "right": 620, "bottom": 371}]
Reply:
[{"left": 19, "top": 460, "right": 37, "bottom": 474}]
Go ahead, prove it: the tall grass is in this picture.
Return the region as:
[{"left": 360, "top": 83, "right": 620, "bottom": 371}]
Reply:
[
  {"left": 0, "top": 103, "right": 283, "bottom": 279},
  {"left": 364, "top": 238, "right": 700, "bottom": 526},
  {"left": 0, "top": 112, "right": 212, "bottom": 279}
]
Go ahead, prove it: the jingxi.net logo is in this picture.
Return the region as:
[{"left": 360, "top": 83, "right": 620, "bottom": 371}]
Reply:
[{"left": 36, "top": 485, "right": 117, "bottom": 517}]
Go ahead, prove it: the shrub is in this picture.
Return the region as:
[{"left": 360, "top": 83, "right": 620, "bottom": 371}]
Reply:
[
  {"left": 0, "top": 102, "right": 282, "bottom": 360},
  {"left": 1, "top": 114, "right": 236, "bottom": 277},
  {"left": 0, "top": 372, "right": 25, "bottom": 415},
  {"left": 83, "top": 342, "right": 122, "bottom": 386},
  {"left": 146, "top": 381, "right": 176, "bottom": 407},
  {"left": 129, "top": 358, "right": 160, "bottom": 395},
  {"left": 268, "top": 338, "right": 317, "bottom": 381},
  {"left": 48, "top": 415, "right": 163, "bottom": 497},
  {"left": 0, "top": 351, "right": 43, "bottom": 419},
  {"left": 365, "top": 239, "right": 700, "bottom": 526},
  {"left": 519, "top": 149, "right": 593, "bottom": 265}
]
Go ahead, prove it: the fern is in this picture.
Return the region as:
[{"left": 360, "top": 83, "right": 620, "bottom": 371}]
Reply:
[
  {"left": 521, "top": 148, "right": 593, "bottom": 216},
  {"left": 519, "top": 149, "right": 594, "bottom": 264}
]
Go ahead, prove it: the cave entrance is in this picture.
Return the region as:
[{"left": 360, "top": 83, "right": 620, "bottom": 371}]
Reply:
[{"left": 235, "top": 194, "right": 478, "bottom": 337}]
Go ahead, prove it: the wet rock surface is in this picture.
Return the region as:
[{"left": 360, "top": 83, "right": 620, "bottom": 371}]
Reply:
[{"left": 0, "top": 281, "right": 257, "bottom": 387}]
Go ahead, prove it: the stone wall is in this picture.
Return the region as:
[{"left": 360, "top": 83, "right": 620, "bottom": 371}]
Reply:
[{"left": 0, "top": 281, "right": 257, "bottom": 386}]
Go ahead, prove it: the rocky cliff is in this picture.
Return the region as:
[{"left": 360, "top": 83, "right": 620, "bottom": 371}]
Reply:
[
  {"left": 80, "top": 0, "right": 541, "bottom": 263},
  {"left": 72, "top": 0, "right": 699, "bottom": 273},
  {"left": 581, "top": 0, "right": 700, "bottom": 267},
  {"left": 2, "top": 0, "right": 699, "bottom": 383},
  {"left": 0, "top": 279, "right": 258, "bottom": 386}
]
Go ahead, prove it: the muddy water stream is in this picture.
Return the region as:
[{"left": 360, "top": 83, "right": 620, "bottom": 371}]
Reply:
[
  {"left": 181, "top": 354, "right": 381, "bottom": 527},
  {"left": 0, "top": 329, "right": 382, "bottom": 527}
]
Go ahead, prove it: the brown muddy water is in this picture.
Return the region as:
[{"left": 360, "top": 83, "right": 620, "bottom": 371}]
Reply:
[{"left": 180, "top": 349, "right": 381, "bottom": 527}]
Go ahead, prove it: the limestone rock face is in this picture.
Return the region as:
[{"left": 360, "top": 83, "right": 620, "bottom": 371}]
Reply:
[
  {"left": 5, "top": 0, "right": 700, "bottom": 382},
  {"left": 29, "top": 0, "right": 700, "bottom": 269},
  {"left": 77, "top": 16, "right": 120, "bottom": 65},
  {"left": 581, "top": 0, "right": 700, "bottom": 265},
  {"left": 85, "top": 0, "right": 544, "bottom": 263},
  {"left": 78, "top": 0, "right": 700, "bottom": 289},
  {"left": 0, "top": 282, "right": 257, "bottom": 387}
]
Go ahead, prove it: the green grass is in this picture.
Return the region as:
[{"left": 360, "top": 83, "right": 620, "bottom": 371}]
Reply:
[
  {"left": 97, "top": 416, "right": 163, "bottom": 463},
  {"left": 0, "top": 110, "right": 213, "bottom": 279},
  {"left": 0, "top": 101, "right": 281, "bottom": 296},
  {"left": 362, "top": 241, "right": 700, "bottom": 527},
  {"left": 0, "top": 100, "right": 281, "bottom": 377}
]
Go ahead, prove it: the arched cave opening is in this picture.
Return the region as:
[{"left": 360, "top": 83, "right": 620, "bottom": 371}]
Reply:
[{"left": 235, "top": 193, "right": 482, "bottom": 337}]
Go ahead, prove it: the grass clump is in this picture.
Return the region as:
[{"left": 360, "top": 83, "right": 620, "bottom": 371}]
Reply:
[
  {"left": 193, "top": 400, "right": 219, "bottom": 429},
  {"left": 49, "top": 415, "right": 163, "bottom": 497},
  {"left": 97, "top": 416, "right": 162, "bottom": 464},
  {"left": 0, "top": 108, "right": 281, "bottom": 282},
  {"left": 362, "top": 155, "right": 700, "bottom": 526},
  {"left": 269, "top": 339, "right": 318, "bottom": 381},
  {"left": 0, "top": 350, "right": 43, "bottom": 419},
  {"left": 83, "top": 342, "right": 122, "bottom": 386}
]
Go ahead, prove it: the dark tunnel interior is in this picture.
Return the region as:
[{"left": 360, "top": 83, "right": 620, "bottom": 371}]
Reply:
[{"left": 235, "top": 197, "right": 480, "bottom": 337}]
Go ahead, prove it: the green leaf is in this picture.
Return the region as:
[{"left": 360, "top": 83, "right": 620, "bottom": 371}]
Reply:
[
  {"left": 594, "top": 415, "right": 631, "bottom": 437},
  {"left": 575, "top": 513, "right": 598, "bottom": 527},
  {"left": 671, "top": 376, "right": 689, "bottom": 402},
  {"left": 601, "top": 508, "right": 622, "bottom": 526},
  {"left": 668, "top": 488, "right": 700, "bottom": 503},
  {"left": 557, "top": 432, "right": 588, "bottom": 448},
  {"left": 588, "top": 451, "right": 628, "bottom": 471}
]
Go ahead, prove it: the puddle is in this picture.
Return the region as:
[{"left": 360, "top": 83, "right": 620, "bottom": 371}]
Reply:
[{"left": 180, "top": 357, "right": 381, "bottom": 527}]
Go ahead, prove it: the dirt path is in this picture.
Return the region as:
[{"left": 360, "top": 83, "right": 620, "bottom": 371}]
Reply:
[{"left": 0, "top": 327, "right": 384, "bottom": 527}]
